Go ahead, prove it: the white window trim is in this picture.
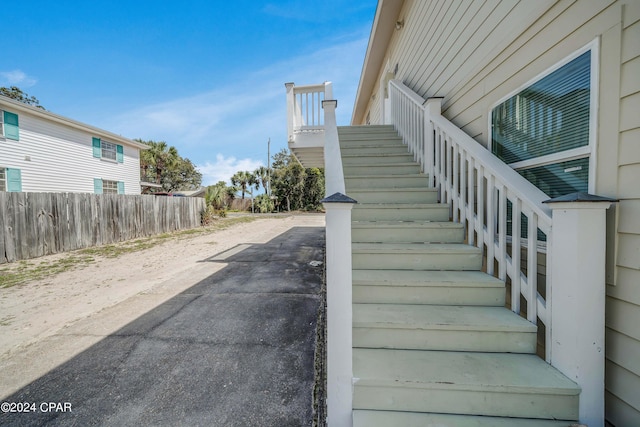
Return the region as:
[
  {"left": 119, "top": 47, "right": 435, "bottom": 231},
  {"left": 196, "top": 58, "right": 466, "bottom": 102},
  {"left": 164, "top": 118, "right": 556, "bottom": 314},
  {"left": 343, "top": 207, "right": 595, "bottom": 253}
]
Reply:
[
  {"left": 101, "top": 140, "right": 117, "bottom": 162},
  {"left": 102, "top": 179, "right": 119, "bottom": 194},
  {"left": 0, "top": 167, "right": 6, "bottom": 191},
  {"left": 488, "top": 38, "right": 600, "bottom": 194}
]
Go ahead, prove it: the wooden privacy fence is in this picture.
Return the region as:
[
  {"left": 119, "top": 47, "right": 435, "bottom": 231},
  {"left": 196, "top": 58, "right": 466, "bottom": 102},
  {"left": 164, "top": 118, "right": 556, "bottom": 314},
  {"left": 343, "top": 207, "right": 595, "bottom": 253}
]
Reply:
[{"left": 0, "top": 192, "right": 206, "bottom": 264}]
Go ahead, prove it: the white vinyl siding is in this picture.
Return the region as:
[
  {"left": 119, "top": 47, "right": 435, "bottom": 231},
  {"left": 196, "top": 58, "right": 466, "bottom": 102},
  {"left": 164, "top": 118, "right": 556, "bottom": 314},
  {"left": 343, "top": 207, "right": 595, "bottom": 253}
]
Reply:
[
  {"left": 0, "top": 105, "right": 141, "bottom": 194},
  {"left": 0, "top": 168, "right": 5, "bottom": 191}
]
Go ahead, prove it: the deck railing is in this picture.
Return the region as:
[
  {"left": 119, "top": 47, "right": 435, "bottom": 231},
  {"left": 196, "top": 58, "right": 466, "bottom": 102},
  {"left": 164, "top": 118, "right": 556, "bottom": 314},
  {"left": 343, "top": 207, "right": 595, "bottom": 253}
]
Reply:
[
  {"left": 389, "top": 79, "right": 611, "bottom": 426},
  {"left": 286, "top": 83, "right": 327, "bottom": 138}
]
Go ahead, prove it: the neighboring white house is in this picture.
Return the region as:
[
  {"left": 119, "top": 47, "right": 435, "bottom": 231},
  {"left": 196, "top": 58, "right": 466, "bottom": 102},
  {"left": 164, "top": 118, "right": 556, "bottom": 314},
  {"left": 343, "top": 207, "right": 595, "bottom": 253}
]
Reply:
[
  {"left": 351, "top": 1, "right": 639, "bottom": 425},
  {"left": 0, "top": 95, "right": 147, "bottom": 194}
]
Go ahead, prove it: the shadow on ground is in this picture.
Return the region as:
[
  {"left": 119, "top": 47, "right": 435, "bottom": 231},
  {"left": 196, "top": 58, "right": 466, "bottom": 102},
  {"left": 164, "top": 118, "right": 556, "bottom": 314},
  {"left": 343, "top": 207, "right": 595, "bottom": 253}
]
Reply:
[{"left": 1, "top": 226, "right": 325, "bottom": 427}]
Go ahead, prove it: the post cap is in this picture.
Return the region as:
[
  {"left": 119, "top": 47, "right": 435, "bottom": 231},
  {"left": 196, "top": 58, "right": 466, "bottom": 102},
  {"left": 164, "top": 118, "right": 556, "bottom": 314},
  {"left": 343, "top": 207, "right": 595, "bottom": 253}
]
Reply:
[
  {"left": 542, "top": 192, "right": 618, "bottom": 204},
  {"left": 321, "top": 192, "right": 357, "bottom": 204}
]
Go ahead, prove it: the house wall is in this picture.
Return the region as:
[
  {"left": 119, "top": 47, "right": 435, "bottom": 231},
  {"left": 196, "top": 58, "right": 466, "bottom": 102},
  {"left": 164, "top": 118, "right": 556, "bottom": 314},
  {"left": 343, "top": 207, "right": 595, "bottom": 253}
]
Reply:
[
  {"left": 0, "top": 105, "right": 141, "bottom": 194},
  {"left": 354, "top": 0, "right": 640, "bottom": 424}
]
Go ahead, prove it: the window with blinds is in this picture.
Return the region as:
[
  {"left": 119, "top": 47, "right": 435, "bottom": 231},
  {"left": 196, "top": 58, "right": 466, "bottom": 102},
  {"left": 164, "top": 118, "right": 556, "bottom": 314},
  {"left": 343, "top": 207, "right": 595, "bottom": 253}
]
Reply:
[{"left": 491, "top": 48, "right": 593, "bottom": 197}]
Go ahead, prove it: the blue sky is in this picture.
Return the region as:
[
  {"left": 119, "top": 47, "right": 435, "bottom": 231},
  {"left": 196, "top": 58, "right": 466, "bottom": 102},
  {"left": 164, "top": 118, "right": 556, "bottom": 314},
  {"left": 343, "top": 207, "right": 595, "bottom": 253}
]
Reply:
[{"left": 2, "top": 1, "right": 376, "bottom": 185}]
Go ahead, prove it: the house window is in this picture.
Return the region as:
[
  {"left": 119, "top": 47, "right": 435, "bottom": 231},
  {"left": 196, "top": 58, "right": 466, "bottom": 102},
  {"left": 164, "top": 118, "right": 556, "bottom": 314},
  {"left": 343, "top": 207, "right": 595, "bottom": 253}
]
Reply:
[
  {"left": 92, "top": 137, "right": 124, "bottom": 163},
  {"left": 103, "top": 179, "right": 119, "bottom": 194},
  {"left": 94, "top": 178, "right": 124, "bottom": 194},
  {"left": 101, "top": 141, "right": 117, "bottom": 161},
  {"left": 491, "top": 45, "right": 595, "bottom": 198},
  {"left": 0, "top": 167, "right": 22, "bottom": 192},
  {"left": 0, "top": 110, "right": 20, "bottom": 141}
]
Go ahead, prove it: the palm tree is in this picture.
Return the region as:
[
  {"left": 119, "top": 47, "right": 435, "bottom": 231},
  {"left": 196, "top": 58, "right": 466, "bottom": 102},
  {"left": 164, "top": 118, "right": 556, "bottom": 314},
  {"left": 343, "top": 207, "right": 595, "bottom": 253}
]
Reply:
[
  {"left": 139, "top": 140, "right": 179, "bottom": 187},
  {"left": 231, "top": 171, "right": 258, "bottom": 200},
  {"left": 205, "top": 185, "right": 226, "bottom": 210},
  {"left": 255, "top": 166, "right": 270, "bottom": 195}
]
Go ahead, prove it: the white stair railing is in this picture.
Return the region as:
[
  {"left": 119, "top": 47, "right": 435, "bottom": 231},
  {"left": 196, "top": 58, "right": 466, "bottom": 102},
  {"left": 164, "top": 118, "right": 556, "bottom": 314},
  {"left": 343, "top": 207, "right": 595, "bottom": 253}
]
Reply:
[
  {"left": 389, "top": 79, "right": 612, "bottom": 427},
  {"left": 390, "top": 79, "right": 552, "bottom": 337}
]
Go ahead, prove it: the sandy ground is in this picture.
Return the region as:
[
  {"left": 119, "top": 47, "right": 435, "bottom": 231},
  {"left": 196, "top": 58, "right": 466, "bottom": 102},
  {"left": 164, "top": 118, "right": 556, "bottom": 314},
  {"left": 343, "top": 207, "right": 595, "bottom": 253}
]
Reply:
[{"left": 0, "top": 213, "right": 325, "bottom": 398}]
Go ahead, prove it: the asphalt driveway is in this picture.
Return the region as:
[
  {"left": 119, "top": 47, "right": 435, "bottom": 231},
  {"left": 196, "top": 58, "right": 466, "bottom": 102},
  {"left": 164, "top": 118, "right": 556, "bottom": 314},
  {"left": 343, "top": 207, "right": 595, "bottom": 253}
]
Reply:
[{"left": 0, "top": 225, "right": 325, "bottom": 427}]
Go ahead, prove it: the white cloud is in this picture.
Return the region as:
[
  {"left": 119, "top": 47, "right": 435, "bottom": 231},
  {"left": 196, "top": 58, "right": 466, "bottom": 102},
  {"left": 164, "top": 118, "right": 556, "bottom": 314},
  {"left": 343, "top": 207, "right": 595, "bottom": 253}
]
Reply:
[
  {"left": 197, "top": 154, "right": 264, "bottom": 186},
  {"left": 0, "top": 70, "right": 37, "bottom": 87}
]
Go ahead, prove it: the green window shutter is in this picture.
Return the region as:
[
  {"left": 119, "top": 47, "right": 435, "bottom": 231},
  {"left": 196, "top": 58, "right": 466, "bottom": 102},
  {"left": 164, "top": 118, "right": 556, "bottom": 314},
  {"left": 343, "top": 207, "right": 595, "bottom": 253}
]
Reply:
[
  {"left": 117, "top": 181, "right": 125, "bottom": 194},
  {"left": 6, "top": 168, "right": 22, "bottom": 192},
  {"left": 116, "top": 144, "right": 124, "bottom": 163},
  {"left": 94, "top": 178, "right": 103, "bottom": 194},
  {"left": 92, "top": 137, "right": 102, "bottom": 158},
  {"left": 3, "top": 111, "right": 19, "bottom": 141}
]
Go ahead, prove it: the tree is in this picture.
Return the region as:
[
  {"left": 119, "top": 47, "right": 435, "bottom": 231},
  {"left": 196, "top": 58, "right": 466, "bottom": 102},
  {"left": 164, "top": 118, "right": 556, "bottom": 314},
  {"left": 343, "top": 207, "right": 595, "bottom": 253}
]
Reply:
[
  {"left": 231, "top": 171, "right": 258, "bottom": 200},
  {"left": 0, "top": 86, "right": 45, "bottom": 109},
  {"left": 254, "top": 166, "right": 271, "bottom": 195},
  {"left": 270, "top": 149, "right": 324, "bottom": 211},
  {"left": 138, "top": 139, "right": 202, "bottom": 192}
]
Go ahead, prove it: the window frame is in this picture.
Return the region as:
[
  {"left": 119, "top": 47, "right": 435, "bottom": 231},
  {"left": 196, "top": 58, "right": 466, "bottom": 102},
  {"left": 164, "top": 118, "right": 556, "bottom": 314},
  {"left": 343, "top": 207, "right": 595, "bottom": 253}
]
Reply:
[
  {"left": 101, "top": 140, "right": 118, "bottom": 162},
  {"left": 488, "top": 39, "right": 599, "bottom": 195},
  {"left": 102, "top": 179, "right": 119, "bottom": 194}
]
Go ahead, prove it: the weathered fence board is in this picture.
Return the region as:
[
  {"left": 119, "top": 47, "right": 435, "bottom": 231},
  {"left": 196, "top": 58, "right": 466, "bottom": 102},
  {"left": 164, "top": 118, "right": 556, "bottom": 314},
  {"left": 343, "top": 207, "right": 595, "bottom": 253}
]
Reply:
[{"left": 0, "top": 193, "right": 205, "bottom": 264}]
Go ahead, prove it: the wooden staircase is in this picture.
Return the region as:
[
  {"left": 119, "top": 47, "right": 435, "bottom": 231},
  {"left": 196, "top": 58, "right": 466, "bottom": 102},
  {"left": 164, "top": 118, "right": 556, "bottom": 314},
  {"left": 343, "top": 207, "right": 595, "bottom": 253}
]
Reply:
[{"left": 340, "top": 125, "right": 581, "bottom": 427}]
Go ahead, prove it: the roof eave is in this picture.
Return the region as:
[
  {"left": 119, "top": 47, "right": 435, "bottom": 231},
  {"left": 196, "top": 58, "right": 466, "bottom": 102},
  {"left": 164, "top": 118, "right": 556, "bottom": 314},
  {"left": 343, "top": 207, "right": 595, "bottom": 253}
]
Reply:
[
  {"left": 0, "top": 95, "right": 148, "bottom": 150},
  {"left": 351, "top": 0, "right": 405, "bottom": 125}
]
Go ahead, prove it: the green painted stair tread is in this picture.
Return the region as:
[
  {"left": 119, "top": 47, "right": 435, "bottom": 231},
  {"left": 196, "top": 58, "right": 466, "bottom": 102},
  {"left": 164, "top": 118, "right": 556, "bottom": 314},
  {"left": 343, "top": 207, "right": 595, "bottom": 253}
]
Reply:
[
  {"left": 352, "top": 242, "right": 482, "bottom": 255},
  {"left": 353, "top": 304, "right": 536, "bottom": 353},
  {"left": 353, "top": 349, "right": 580, "bottom": 419},
  {"left": 353, "top": 410, "right": 576, "bottom": 427},
  {"left": 352, "top": 221, "right": 465, "bottom": 243},
  {"left": 352, "top": 220, "right": 463, "bottom": 229},
  {"left": 353, "top": 348, "right": 580, "bottom": 395},
  {"left": 347, "top": 187, "right": 438, "bottom": 204},
  {"left": 352, "top": 270, "right": 504, "bottom": 288},
  {"left": 341, "top": 153, "right": 415, "bottom": 164},
  {"left": 353, "top": 304, "right": 537, "bottom": 333},
  {"left": 352, "top": 270, "right": 506, "bottom": 306},
  {"left": 352, "top": 243, "right": 483, "bottom": 271}
]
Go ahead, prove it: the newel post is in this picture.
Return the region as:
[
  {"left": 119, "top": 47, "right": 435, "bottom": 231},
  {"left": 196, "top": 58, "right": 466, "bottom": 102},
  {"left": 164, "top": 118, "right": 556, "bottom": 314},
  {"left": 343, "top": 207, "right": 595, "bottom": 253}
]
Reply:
[
  {"left": 285, "top": 82, "right": 295, "bottom": 143},
  {"left": 423, "top": 97, "right": 442, "bottom": 188},
  {"left": 544, "top": 192, "right": 617, "bottom": 427},
  {"left": 322, "top": 193, "right": 357, "bottom": 427}
]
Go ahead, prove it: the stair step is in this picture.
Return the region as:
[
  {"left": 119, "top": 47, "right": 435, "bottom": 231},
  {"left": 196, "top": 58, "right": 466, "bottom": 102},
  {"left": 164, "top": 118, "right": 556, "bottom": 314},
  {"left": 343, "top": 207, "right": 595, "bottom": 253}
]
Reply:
[
  {"left": 352, "top": 220, "right": 464, "bottom": 243},
  {"left": 344, "top": 162, "right": 421, "bottom": 176},
  {"left": 339, "top": 134, "right": 404, "bottom": 144},
  {"left": 338, "top": 124, "right": 395, "bottom": 132},
  {"left": 352, "top": 243, "right": 482, "bottom": 270},
  {"left": 352, "top": 203, "right": 450, "bottom": 221},
  {"left": 352, "top": 270, "right": 505, "bottom": 305},
  {"left": 353, "top": 304, "right": 537, "bottom": 353},
  {"left": 341, "top": 144, "right": 409, "bottom": 155},
  {"left": 353, "top": 410, "right": 575, "bottom": 427},
  {"left": 342, "top": 153, "right": 415, "bottom": 165},
  {"left": 345, "top": 174, "right": 430, "bottom": 189},
  {"left": 348, "top": 187, "right": 437, "bottom": 204},
  {"left": 353, "top": 348, "right": 580, "bottom": 420}
]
